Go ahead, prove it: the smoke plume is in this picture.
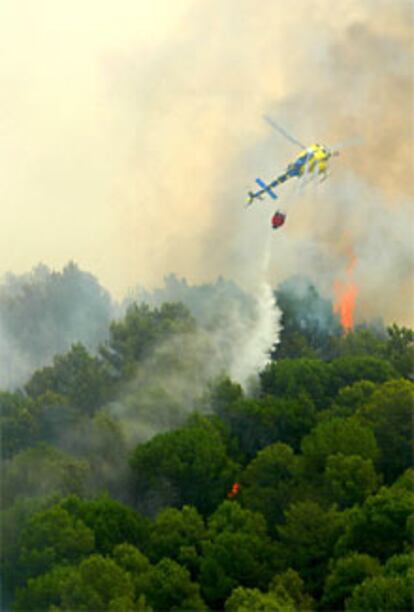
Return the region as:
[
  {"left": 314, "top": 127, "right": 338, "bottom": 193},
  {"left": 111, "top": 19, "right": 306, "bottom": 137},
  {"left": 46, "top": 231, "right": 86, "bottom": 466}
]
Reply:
[{"left": 0, "top": 0, "right": 412, "bottom": 324}]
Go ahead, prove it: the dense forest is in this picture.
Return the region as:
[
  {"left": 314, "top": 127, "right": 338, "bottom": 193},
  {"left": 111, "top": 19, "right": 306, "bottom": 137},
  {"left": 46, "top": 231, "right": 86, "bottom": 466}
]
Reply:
[{"left": 1, "top": 265, "right": 413, "bottom": 611}]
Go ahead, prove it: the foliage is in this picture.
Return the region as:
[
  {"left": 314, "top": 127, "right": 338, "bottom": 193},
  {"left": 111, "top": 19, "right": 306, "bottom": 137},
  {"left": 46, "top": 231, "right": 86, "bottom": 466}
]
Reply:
[
  {"left": 386, "top": 323, "right": 414, "bottom": 377},
  {"left": 2, "top": 444, "right": 89, "bottom": 509},
  {"left": 357, "top": 378, "right": 414, "bottom": 482},
  {"left": 0, "top": 391, "right": 36, "bottom": 458},
  {"left": 270, "top": 568, "right": 315, "bottom": 610},
  {"left": 200, "top": 502, "right": 275, "bottom": 607},
  {"left": 321, "top": 552, "right": 382, "bottom": 610},
  {"left": 25, "top": 343, "right": 111, "bottom": 413},
  {"left": 130, "top": 417, "right": 237, "bottom": 516},
  {"left": 1, "top": 271, "right": 413, "bottom": 610},
  {"left": 100, "top": 301, "right": 196, "bottom": 379},
  {"left": 324, "top": 453, "right": 380, "bottom": 508},
  {"left": 260, "top": 358, "right": 332, "bottom": 409},
  {"left": 276, "top": 501, "right": 344, "bottom": 595},
  {"left": 224, "top": 586, "right": 295, "bottom": 611},
  {"left": 336, "top": 485, "right": 414, "bottom": 561},
  {"left": 345, "top": 573, "right": 413, "bottom": 611},
  {"left": 273, "top": 276, "right": 342, "bottom": 360},
  {"left": 0, "top": 262, "right": 113, "bottom": 389},
  {"left": 135, "top": 557, "right": 205, "bottom": 611},
  {"left": 16, "top": 505, "right": 94, "bottom": 581},
  {"left": 61, "top": 495, "right": 150, "bottom": 555},
  {"left": 240, "top": 443, "right": 302, "bottom": 527},
  {"left": 148, "top": 505, "right": 206, "bottom": 574},
  {"left": 330, "top": 355, "right": 398, "bottom": 389},
  {"left": 301, "top": 416, "right": 379, "bottom": 475}
]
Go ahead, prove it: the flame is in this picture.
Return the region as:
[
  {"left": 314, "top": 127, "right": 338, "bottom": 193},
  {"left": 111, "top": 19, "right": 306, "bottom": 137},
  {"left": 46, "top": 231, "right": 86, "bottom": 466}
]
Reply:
[
  {"left": 334, "top": 253, "right": 358, "bottom": 331},
  {"left": 227, "top": 482, "right": 240, "bottom": 498}
]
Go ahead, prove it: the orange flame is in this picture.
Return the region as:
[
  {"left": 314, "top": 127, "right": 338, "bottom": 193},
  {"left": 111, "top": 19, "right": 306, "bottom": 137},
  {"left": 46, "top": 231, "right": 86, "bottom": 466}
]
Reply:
[
  {"left": 227, "top": 482, "right": 240, "bottom": 498},
  {"left": 334, "top": 253, "right": 358, "bottom": 332}
]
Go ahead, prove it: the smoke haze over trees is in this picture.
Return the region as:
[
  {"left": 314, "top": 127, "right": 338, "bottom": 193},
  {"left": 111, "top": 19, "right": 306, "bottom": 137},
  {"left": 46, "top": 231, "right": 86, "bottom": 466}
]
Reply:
[{"left": 1, "top": 262, "right": 413, "bottom": 610}]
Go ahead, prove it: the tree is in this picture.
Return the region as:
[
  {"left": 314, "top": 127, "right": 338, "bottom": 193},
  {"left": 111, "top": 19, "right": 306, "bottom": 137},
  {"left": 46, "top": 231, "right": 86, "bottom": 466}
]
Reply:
[
  {"left": 130, "top": 418, "right": 237, "bottom": 516},
  {"left": 386, "top": 324, "right": 414, "bottom": 377},
  {"left": 321, "top": 553, "right": 382, "bottom": 610},
  {"left": 336, "top": 485, "right": 414, "bottom": 561},
  {"left": 16, "top": 505, "right": 94, "bottom": 581},
  {"left": 100, "top": 301, "right": 196, "bottom": 379},
  {"left": 260, "top": 359, "right": 332, "bottom": 410},
  {"left": 224, "top": 586, "right": 295, "bottom": 611},
  {"left": 200, "top": 502, "right": 275, "bottom": 608},
  {"left": 61, "top": 495, "right": 150, "bottom": 555},
  {"left": 357, "top": 379, "right": 414, "bottom": 482},
  {"left": 276, "top": 501, "right": 344, "bottom": 596},
  {"left": 112, "top": 543, "right": 151, "bottom": 575},
  {"left": 273, "top": 277, "right": 342, "bottom": 360},
  {"left": 1, "top": 496, "right": 50, "bottom": 606},
  {"left": 25, "top": 343, "right": 111, "bottom": 413},
  {"left": 0, "top": 391, "right": 36, "bottom": 459},
  {"left": 148, "top": 505, "right": 206, "bottom": 575},
  {"left": 335, "top": 326, "right": 387, "bottom": 359},
  {"left": 2, "top": 444, "right": 90, "bottom": 509},
  {"left": 301, "top": 417, "right": 378, "bottom": 475},
  {"left": 59, "top": 554, "right": 135, "bottom": 611},
  {"left": 321, "top": 380, "right": 377, "bottom": 420},
  {"left": 136, "top": 558, "right": 205, "bottom": 611},
  {"left": 13, "top": 564, "right": 76, "bottom": 611},
  {"left": 270, "top": 569, "right": 315, "bottom": 610},
  {"left": 218, "top": 394, "right": 316, "bottom": 460},
  {"left": 0, "top": 262, "right": 113, "bottom": 388},
  {"left": 241, "top": 443, "right": 302, "bottom": 527},
  {"left": 345, "top": 574, "right": 413, "bottom": 611},
  {"left": 324, "top": 453, "right": 380, "bottom": 508},
  {"left": 330, "top": 356, "right": 397, "bottom": 391}
]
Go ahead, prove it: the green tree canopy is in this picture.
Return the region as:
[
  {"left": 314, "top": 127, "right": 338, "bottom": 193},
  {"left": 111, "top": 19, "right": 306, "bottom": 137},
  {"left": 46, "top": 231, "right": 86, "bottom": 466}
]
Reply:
[
  {"left": 200, "top": 502, "right": 275, "bottom": 607},
  {"left": 136, "top": 557, "right": 205, "bottom": 611},
  {"left": 301, "top": 416, "right": 379, "bottom": 475},
  {"left": 224, "top": 585, "right": 295, "bottom": 611},
  {"left": 386, "top": 324, "right": 414, "bottom": 377},
  {"left": 336, "top": 485, "right": 414, "bottom": 561},
  {"left": 321, "top": 552, "right": 382, "bottom": 610},
  {"left": 276, "top": 500, "right": 344, "bottom": 595},
  {"left": 148, "top": 505, "right": 206, "bottom": 575},
  {"left": 17, "top": 505, "right": 94, "bottom": 581},
  {"left": 357, "top": 378, "right": 414, "bottom": 482},
  {"left": 324, "top": 453, "right": 381, "bottom": 508},
  {"left": 345, "top": 574, "right": 413, "bottom": 611},
  {"left": 61, "top": 495, "right": 150, "bottom": 555},
  {"left": 130, "top": 417, "right": 237, "bottom": 516},
  {"left": 2, "top": 444, "right": 89, "bottom": 509},
  {"left": 100, "top": 301, "right": 196, "bottom": 379},
  {"left": 241, "top": 443, "right": 302, "bottom": 527},
  {"left": 25, "top": 343, "right": 111, "bottom": 413},
  {"left": 260, "top": 358, "right": 332, "bottom": 409},
  {"left": 272, "top": 276, "right": 341, "bottom": 360}
]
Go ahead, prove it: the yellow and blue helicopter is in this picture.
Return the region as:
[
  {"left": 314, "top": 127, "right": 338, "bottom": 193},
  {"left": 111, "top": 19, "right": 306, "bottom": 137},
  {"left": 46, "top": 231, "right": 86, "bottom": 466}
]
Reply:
[{"left": 247, "top": 116, "right": 340, "bottom": 208}]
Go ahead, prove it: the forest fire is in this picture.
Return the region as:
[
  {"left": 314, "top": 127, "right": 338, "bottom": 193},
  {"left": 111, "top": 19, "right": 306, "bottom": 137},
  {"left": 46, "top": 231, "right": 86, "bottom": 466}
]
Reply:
[
  {"left": 334, "top": 253, "right": 358, "bottom": 332},
  {"left": 227, "top": 482, "right": 240, "bottom": 498}
]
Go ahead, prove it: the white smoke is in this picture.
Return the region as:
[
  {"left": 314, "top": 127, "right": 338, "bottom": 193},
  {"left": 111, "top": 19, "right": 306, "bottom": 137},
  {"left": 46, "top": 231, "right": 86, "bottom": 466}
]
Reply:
[{"left": 229, "top": 281, "right": 280, "bottom": 385}]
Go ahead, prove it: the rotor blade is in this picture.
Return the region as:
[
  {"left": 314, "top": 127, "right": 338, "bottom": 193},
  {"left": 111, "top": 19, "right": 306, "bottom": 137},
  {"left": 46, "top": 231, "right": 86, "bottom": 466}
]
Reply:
[
  {"left": 263, "top": 115, "right": 306, "bottom": 149},
  {"left": 329, "top": 136, "right": 363, "bottom": 152}
]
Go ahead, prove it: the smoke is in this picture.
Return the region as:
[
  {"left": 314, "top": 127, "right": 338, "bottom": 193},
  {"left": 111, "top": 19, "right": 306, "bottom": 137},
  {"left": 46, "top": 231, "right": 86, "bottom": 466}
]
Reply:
[
  {"left": 112, "top": 273, "right": 280, "bottom": 445},
  {"left": 0, "top": 0, "right": 412, "bottom": 322},
  {"left": 0, "top": 263, "right": 115, "bottom": 389},
  {"left": 227, "top": 282, "right": 279, "bottom": 384}
]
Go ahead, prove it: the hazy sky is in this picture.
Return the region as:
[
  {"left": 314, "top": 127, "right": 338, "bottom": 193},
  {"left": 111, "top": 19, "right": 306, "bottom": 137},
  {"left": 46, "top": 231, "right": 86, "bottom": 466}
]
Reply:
[{"left": 1, "top": 0, "right": 413, "bottom": 323}]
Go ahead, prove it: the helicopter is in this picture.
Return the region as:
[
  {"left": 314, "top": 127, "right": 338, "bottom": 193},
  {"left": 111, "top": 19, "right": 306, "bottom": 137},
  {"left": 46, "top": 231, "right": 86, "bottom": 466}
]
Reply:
[{"left": 246, "top": 116, "right": 342, "bottom": 212}]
